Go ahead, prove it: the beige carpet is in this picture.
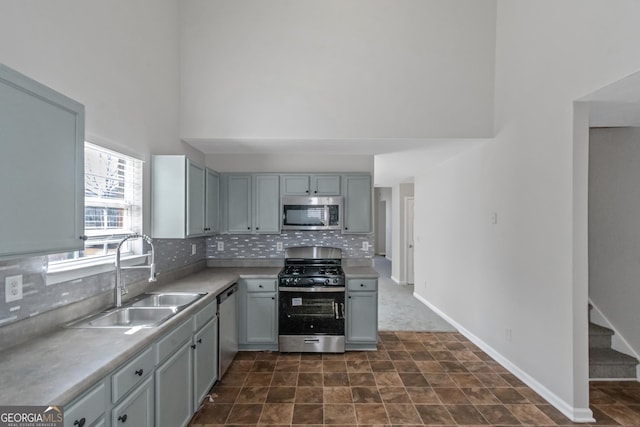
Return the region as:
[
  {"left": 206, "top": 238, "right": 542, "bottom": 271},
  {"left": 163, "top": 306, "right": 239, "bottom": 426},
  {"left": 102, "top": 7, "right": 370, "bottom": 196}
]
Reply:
[{"left": 375, "top": 256, "right": 456, "bottom": 332}]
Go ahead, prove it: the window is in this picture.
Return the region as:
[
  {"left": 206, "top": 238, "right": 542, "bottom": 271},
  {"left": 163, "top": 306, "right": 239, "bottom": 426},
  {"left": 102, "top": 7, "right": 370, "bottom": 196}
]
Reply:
[{"left": 48, "top": 142, "right": 143, "bottom": 265}]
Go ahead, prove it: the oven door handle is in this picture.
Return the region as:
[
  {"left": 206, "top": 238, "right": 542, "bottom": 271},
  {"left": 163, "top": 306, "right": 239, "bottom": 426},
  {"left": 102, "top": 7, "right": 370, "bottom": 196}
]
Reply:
[
  {"left": 340, "top": 302, "right": 345, "bottom": 320},
  {"left": 334, "top": 302, "right": 339, "bottom": 319},
  {"left": 279, "top": 287, "right": 345, "bottom": 292}
]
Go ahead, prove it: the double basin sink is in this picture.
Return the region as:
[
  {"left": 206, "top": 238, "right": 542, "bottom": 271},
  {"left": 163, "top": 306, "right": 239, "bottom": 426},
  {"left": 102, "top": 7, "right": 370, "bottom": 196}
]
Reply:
[{"left": 68, "top": 292, "right": 207, "bottom": 329}]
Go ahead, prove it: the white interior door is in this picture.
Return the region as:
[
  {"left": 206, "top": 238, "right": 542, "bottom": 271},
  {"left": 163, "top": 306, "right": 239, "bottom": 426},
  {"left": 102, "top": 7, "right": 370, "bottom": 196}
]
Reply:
[{"left": 405, "top": 197, "right": 415, "bottom": 285}]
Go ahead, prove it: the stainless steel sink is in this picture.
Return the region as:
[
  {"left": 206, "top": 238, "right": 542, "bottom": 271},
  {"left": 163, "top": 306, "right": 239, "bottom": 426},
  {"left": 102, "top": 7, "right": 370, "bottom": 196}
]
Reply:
[
  {"left": 129, "top": 292, "right": 206, "bottom": 308},
  {"left": 87, "top": 307, "right": 177, "bottom": 328},
  {"left": 67, "top": 292, "right": 207, "bottom": 329}
]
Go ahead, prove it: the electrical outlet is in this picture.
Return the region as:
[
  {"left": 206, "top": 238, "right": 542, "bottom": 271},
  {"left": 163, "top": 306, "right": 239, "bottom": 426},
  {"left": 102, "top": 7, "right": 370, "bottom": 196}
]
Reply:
[
  {"left": 276, "top": 242, "right": 283, "bottom": 251},
  {"left": 217, "top": 241, "right": 224, "bottom": 251},
  {"left": 191, "top": 244, "right": 197, "bottom": 255},
  {"left": 5, "top": 275, "right": 23, "bottom": 302},
  {"left": 362, "top": 241, "right": 369, "bottom": 251}
]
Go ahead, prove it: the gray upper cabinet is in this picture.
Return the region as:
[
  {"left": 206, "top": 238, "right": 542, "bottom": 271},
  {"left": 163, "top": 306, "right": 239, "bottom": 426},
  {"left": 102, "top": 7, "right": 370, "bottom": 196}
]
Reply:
[
  {"left": 152, "top": 155, "right": 219, "bottom": 238},
  {"left": 280, "top": 174, "right": 340, "bottom": 196},
  {"left": 253, "top": 175, "right": 280, "bottom": 233},
  {"left": 225, "top": 174, "right": 252, "bottom": 233},
  {"left": 0, "top": 65, "right": 84, "bottom": 259},
  {"left": 205, "top": 169, "right": 220, "bottom": 234},
  {"left": 224, "top": 174, "right": 280, "bottom": 234},
  {"left": 342, "top": 175, "right": 372, "bottom": 234}
]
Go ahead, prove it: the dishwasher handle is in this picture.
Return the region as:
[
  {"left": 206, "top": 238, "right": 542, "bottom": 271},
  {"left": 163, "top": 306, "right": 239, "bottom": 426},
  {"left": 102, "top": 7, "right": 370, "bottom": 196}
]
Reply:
[{"left": 218, "top": 282, "right": 238, "bottom": 304}]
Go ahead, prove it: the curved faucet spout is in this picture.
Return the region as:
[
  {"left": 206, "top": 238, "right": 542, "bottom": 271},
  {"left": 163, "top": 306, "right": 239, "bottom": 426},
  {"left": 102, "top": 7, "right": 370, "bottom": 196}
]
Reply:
[{"left": 114, "top": 233, "right": 157, "bottom": 307}]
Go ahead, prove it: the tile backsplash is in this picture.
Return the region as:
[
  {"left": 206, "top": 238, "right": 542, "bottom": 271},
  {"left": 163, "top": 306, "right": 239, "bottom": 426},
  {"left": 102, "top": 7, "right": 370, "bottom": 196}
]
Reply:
[
  {"left": 206, "top": 231, "right": 374, "bottom": 259},
  {"left": 0, "top": 238, "right": 206, "bottom": 330}
]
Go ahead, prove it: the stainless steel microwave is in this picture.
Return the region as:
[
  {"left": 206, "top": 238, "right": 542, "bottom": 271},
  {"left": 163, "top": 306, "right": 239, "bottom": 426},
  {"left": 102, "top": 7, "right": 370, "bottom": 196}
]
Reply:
[{"left": 281, "top": 196, "right": 343, "bottom": 230}]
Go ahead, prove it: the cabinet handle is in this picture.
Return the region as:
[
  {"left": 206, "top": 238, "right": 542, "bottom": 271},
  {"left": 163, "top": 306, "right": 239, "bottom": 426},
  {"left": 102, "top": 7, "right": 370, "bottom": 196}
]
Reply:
[
  {"left": 344, "top": 227, "right": 348, "bottom": 230},
  {"left": 191, "top": 344, "right": 197, "bottom": 349},
  {"left": 258, "top": 284, "right": 263, "bottom": 288},
  {"left": 79, "top": 235, "right": 88, "bottom": 241},
  {"left": 348, "top": 295, "right": 352, "bottom": 299},
  {"left": 256, "top": 227, "right": 259, "bottom": 230},
  {"left": 360, "top": 283, "right": 365, "bottom": 287},
  {"left": 271, "top": 297, "right": 275, "bottom": 300},
  {"left": 134, "top": 369, "right": 143, "bottom": 376},
  {"left": 197, "top": 338, "right": 202, "bottom": 343},
  {"left": 314, "top": 190, "right": 317, "bottom": 194},
  {"left": 247, "top": 227, "right": 251, "bottom": 230},
  {"left": 74, "top": 418, "right": 86, "bottom": 427},
  {"left": 118, "top": 414, "right": 128, "bottom": 423}
]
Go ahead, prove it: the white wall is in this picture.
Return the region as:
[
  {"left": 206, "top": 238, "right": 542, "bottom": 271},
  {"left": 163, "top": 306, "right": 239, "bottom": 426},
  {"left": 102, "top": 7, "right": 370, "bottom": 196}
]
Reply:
[
  {"left": 180, "top": 0, "right": 496, "bottom": 140},
  {"left": 0, "top": 0, "right": 191, "bottom": 233},
  {"left": 413, "top": 1, "right": 640, "bottom": 421},
  {"left": 391, "top": 183, "right": 413, "bottom": 283},
  {"left": 205, "top": 153, "right": 373, "bottom": 173},
  {"left": 589, "top": 127, "right": 640, "bottom": 356},
  {"left": 375, "top": 187, "right": 392, "bottom": 256}
]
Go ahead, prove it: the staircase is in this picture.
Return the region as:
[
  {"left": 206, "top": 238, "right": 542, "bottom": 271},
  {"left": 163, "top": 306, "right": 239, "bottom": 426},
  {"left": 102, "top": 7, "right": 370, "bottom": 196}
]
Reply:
[{"left": 588, "top": 306, "right": 639, "bottom": 379}]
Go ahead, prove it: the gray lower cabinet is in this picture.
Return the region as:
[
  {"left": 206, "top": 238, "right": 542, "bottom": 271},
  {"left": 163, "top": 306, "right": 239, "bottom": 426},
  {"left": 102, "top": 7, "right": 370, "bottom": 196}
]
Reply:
[
  {"left": 342, "top": 175, "right": 372, "bottom": 234},
  {"left": 65, "top": 300, "right": 218, "bottom": 427},
  {"left": 112, "top": 376, "right": 154, "bottom": 427},
  {"left": 193, "top": 316, "right": 218, "bottom": 410},
  {"left": 238, "top": 278, "right": 278, "bottom": 350},
  {"left": 346, "top": 278, "right": 378, "bottom": 350},
  {"left": 64, "top": 380, "right": 108, "bottom": 427},
  {"left": 155, "top": 340, "right": 193, "bottom": 427}
]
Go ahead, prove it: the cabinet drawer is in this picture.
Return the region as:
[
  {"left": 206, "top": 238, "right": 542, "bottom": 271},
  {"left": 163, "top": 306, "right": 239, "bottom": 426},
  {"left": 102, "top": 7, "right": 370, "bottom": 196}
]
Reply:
[
  {"left": 245, "top": 278, "right": 276, "bottom": 292},
  {"left": 347, "top": 278, "right": 378, "bottom": 291},
  {"left": 64, "top": 381, "right": 106, "bottom": 427},
  {"left": 156, "top": 319, "right": 192, "bottom": 364},
  {"left": 193, "top": 300, "right": 216, "bottom": 332},
  {"left": 112, "top": 346, "right": 155, "bottom": 403}
]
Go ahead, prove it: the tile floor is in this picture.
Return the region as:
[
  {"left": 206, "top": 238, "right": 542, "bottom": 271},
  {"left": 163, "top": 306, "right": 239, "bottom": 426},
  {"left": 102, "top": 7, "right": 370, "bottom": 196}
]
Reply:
[{"left": 189, "top": 331, "right": 640, "bottom": 426}]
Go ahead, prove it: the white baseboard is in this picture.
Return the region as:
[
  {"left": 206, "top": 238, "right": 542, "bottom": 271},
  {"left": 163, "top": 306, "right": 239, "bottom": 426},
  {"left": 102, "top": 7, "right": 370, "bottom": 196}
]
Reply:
[
  {"left": 413, "top": 292, "right": 595, "bottom": 423},
  {"left": 390, "top": 275, "right": 407, "bottom": 285}
]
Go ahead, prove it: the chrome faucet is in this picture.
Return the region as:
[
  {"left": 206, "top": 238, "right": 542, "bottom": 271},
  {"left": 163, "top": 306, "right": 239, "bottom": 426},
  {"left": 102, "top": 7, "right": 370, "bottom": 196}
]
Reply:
[{"left": 114, "top": 233, "right": 157, "bottom": 307}]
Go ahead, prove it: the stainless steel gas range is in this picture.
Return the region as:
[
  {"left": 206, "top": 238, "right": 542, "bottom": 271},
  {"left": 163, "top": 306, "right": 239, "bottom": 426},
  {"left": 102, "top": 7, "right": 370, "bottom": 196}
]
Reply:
[{"left": 278, "top": 246, "right": 346, "bottom": 353}]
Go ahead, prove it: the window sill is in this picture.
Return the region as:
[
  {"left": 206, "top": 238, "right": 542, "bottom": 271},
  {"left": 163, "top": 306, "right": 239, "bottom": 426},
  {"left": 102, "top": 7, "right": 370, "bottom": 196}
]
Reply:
[{"left": 46, "top": 254, "right": 149, "bottom": 286}]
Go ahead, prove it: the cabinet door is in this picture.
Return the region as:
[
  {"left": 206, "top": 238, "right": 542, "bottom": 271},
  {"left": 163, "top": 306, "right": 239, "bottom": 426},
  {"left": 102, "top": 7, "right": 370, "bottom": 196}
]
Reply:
[
  {"left": 226, "top": 175, "right": 252, "bottom": 233},
  {"left": 112, "top": 376, "right": 154, "bottom": 427},
  {"left": 311, "top": 175, "right": 340, "bottom": 195},
  {"left": 187, "top": 160, "right": 206, "bottom": 237},
  {"left": 193, "top": 316, "right": 218, "bottom": 409},
  {"left": 0, "top": 65, "right": 84, "bottom": 258},
  {"left": 253, "top": 175, "right": 280, "bottom": 233},
  {"left": 346, "top": 291, "right": 378, "bottom": 343},
  {"left": 155, "top": 341, "right": 193, "bottom": 427},
  {"left": 280, "top": 175, "right": 310, "bottom": 195},
  {"left": 64, "top": 380, "right": 107, "bottom": 427},
  {"left": 342, "top": 175, "right": 372, "bottom": 233},
  {"left": 205, "top": 169, "right": 220, "bottom": 234},
  {"left": 246, "top": 292, "right": 278, "bottom": 344}
]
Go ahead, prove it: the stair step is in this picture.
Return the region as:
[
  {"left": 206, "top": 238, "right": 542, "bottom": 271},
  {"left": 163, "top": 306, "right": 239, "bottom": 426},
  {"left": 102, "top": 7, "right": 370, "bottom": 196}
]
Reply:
[
  {"left": 589, "top": 323, "right": 614, "bottom": 349},
  {"left": 589, "top": 348, "right": 639, "bottom": 379}
]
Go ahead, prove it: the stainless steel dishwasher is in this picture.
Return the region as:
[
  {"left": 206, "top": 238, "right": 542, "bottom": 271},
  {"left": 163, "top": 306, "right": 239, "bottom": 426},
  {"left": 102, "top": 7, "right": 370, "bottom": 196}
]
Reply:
[{"left": 217, "top": 283, "right": 238, "bottom": 379}]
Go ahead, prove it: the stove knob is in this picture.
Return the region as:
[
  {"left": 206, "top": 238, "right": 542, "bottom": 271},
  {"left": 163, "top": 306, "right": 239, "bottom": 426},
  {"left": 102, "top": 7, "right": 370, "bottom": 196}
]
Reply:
[
  {"left": 333, "top": 278, "right": 338, "bottom": 284},
  {"left": 324, "top": 279, "right": 330, "bottom": 285}
]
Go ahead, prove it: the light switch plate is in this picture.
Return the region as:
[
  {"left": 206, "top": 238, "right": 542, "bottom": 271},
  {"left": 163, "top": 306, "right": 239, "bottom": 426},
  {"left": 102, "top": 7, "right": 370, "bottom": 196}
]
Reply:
[
  {"left": 217, "top": 241, "right": 224, "bottom": 251},
  {"left": 191, "top": 244, "right": 197, "bottom": 255},
  {"left": 5, "top": 275, "right": 23, "bottom": 302},
  {"left": 276, "top": 242, "right": 284, "bottom": 251}
]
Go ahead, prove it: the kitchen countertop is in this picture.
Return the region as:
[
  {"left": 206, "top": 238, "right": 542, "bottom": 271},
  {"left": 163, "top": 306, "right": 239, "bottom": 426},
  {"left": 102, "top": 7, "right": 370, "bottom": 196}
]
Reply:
[
  {"left": 343, "top": 266, "right": 379, "bottom": 278},
  {"left": 0, "top": 265, "right": 377, "bottom": 406},
  {"left": 0, "top": 267, "right": 279, "bottom": 406}
]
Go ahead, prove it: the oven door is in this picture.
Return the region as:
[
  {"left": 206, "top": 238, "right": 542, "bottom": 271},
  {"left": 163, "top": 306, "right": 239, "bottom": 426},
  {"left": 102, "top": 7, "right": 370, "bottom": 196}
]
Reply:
[{"left": 278, "top": 287, "right": 345, "bottom": 335}]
